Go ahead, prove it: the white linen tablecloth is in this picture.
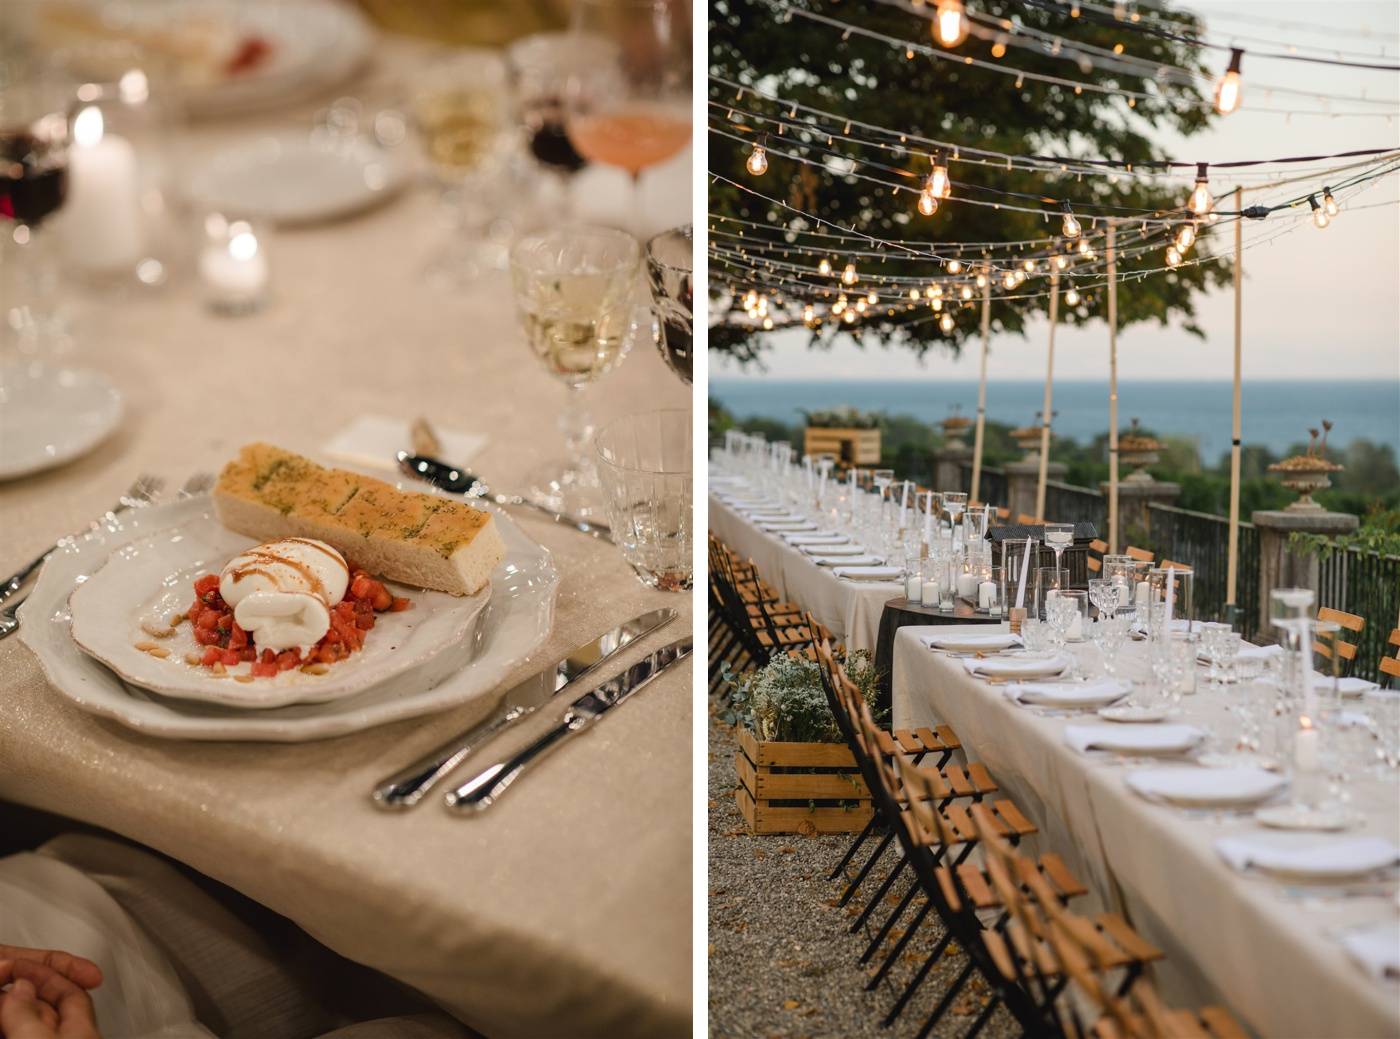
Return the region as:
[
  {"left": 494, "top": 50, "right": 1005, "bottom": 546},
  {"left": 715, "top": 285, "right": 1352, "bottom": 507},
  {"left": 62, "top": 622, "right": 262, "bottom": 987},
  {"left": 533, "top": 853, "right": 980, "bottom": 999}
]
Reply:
[
  {"left": 892, "top": 625, "right": 1400, "bottom": 1039},
  {"left": 709, "top": 494, "right": 897, "bottom": 651},
  {"left": 0, "top": 36, "right": 691, "bottom": 1039}
]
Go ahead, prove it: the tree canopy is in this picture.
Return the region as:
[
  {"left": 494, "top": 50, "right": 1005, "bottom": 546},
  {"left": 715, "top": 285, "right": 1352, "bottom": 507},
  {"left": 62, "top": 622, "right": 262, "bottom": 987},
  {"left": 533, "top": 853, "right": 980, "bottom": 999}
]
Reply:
[{"left": 709, "top": 0, "right": 1235, "bottom": 364}]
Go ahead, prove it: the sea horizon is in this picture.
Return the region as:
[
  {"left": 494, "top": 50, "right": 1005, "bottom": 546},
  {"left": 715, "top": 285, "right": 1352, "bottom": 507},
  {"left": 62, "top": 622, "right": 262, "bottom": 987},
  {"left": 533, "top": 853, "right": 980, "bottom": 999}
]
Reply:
[{"left": 710, "top": 377, "right": 1400, "bottom": 464}]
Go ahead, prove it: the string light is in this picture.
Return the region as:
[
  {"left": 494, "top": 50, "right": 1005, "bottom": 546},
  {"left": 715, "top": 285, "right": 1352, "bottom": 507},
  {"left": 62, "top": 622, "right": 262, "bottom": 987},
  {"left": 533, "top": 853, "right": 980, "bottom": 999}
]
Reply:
[
  {"left": 818, "top": 257, "right": 832, "bottom": 276},
  {"left": 918, "top": 189, "right": 939, "bottom": 216},
  {"left": 946, "top": 258, "right": 963, "bottom": 274},
  {"left": 1002, "top": 270, "right": 1018, "bottom": 289},
  {"left": 960, "top": 285, "right": 973, "bottom": 299},
  {"left": 928, "top": 151, "right": 952, "bottom": 200},
  {"left": 803, "top": 303, "right": 816, "bottom": 325},
  {"left": 1165, "top": 245, "right": 1183, "bottom": 267},
  {"left": 1060, "top": 201, "right": 1082, "bottom": 238},
  {"left": 975, "top": 270, "right": 989, "bottom": 287},
  {"left": 1053, "top": 252, "right": 1070, "bottom": 271},
  {"left": 843, "top": 308, "right": 858, "bottom": 324},
  {"left": 866, "top": 289, "right": 878, "bottom": 305},
  {"left": 1215, "top": 48, "right": 1244, "bottom": 115},
  {"left": 745, "top": 135, "right": 769, "bottom": 176},
  {"left": 939, "top": 311, "right": 956, "bottom": 333},
  {"left": 1187, "top": 163, "right": 1215, "bottom": 216},
  {"left": 932, "top": 0, "right": 970, "bottom": 48},
  {"left": 1308, "top": 193, "right": 1330, "bottom": 228},
  {"left": 1174, "top": 223, "right": 1196, "bottom": 251},
  {"left": 841, "top": 260, "right": 858, "bottom": 285},
  {"left": 1322, "top": 186, "right": 1339, "bottom": 216},
  {"left": 1064, "top": 281, "right": 1080, "bottom": 306}
]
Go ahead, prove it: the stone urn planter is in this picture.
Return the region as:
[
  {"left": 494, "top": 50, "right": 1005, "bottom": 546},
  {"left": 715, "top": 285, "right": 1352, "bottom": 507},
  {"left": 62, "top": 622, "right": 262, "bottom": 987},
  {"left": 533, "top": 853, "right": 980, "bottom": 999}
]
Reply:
[
  {"left": 1118, "top": 419, "right": 1163, "bottom": 483},
  {"left": 1010, "top": 424, "right": 1043, "bottom": 461},
  {"left": 1268, "top": 421, "right": 1344, "bottom": 512},
  {"left": 940, "top": 413, "right": 972, "bottom": 447}
]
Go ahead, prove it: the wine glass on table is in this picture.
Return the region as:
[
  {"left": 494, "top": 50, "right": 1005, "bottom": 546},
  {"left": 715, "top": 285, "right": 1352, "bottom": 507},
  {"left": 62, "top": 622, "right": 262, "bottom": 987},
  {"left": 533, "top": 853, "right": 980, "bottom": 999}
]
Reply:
[
  {"left": 0, "top": 76, "right": 70, "bottom": 354},
  {"left": 1043, "top": 521, "right": 1075, "bottom": 583},
  {"left": 509, "top": 225, "right": 641, "bottom": 516},
  {"left": 563, "top": 0, "right": 691, "bottom": 236}
]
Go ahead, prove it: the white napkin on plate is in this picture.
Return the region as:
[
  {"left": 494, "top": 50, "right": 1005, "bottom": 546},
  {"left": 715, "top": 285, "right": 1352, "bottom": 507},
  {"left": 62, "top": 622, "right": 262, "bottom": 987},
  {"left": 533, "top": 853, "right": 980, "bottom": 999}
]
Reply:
[
  {"left": 1006, "top": 678, "right": 1126, "bottom": 707},
  {"left": 785, "top": 532, "right": 849, "bottom": 545},
  {"left": 833, "top": 566, "right": 903, "bottom": 582},
  {"left": 323, "top": 415, "right": 485, "bottom": 473},
  {"left": 1064, "top": 722, "right": 1204, "bottom": 754},
  {"left": 964, "top": 653, "right": 1072, "bottom": 679},
  {"left": 759, "top": 520, "right": 817, "bottom": 531},
  {"left": 1341, "top": 921, "right": 1400, "bottom": 981},
  {"left": 1214, "top": 834, "right": 1400, "bottom": 879},
  {"left": 799, "top": 542, "right": 867, "bottom": 556},
  {"left": 921, "top": 631, "right": 1022, "bottom": 652},
  {"left": 1125, "top": 766, "right": 1285, "bottom": 807},
  {"left": 1237, "top": 643, "right": 1284, "bottom": 662},
  {"left": 812, "top": 554, "right": 883, "bottom": 567},
  {"left": 1335, "top": 676, "right": 1380, "bottom": 698}
]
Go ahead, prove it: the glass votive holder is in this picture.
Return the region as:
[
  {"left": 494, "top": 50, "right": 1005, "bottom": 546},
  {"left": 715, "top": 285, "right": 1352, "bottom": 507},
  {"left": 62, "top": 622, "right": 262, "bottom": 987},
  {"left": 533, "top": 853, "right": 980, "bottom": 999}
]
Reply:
[
  {"left": 199, "top": 213, "right": 269, "bottom": 315},
  {"left": 978, "top": 567, "right": 1004, "bottom": 617},
  {"left": 1058, "top": 589, "right": 1089, "bottom": 641},
  {"left": 1035, "top": 565, "right": 1064, "bottom": 621}
]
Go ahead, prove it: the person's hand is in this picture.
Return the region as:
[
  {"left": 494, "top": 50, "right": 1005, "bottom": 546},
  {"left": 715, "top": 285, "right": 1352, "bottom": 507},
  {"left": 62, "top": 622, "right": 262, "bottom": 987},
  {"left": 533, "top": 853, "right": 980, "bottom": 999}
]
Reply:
[
  {"left": 0, "top": 959, "right": 101, "bottom": 1039},
  {"left": 0, "top": 950, "right": 100, "bottom": 993}
]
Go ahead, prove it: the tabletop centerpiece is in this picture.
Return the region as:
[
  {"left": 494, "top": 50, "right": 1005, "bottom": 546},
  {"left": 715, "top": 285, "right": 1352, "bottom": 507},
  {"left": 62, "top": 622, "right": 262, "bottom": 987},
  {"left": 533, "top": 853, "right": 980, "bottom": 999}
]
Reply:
[{"left": 1268, "top": 420, "right": 1344, "bottom": 512}]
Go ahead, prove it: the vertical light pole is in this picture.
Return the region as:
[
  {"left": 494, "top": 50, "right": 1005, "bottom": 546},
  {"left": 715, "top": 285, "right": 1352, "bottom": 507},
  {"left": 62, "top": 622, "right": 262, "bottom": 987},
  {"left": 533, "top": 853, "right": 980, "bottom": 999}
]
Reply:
[
  {"left": 1107, "top": 224, "right": 1120, "bottom": 553},
  {"left": 1034, "top": 269, "right": 1060, "bottom": 521},
  {"left": 970, "top": 277, "right": 991, "bottom": 502}
]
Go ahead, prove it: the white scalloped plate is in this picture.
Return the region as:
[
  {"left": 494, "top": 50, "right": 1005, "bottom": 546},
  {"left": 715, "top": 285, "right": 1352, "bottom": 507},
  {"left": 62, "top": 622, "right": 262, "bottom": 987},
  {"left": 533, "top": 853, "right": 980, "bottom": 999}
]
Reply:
[
  {"left": 20, "top": 496, "right": 559, "bottom": 741},
  {"left": 68, "top": 510, "right": 489, "bottom": 709}
]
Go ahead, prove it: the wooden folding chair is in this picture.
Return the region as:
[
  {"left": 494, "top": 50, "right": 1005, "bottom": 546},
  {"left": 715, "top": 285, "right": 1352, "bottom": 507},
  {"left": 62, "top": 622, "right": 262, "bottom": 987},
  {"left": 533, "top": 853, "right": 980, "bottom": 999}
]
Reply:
[
  {"left": 1086, "top": 538, "right": 1109, "bottom": 574},
  {"left": 1313, "top": 606, "right": 1365, "bottom": 676},
  {"left": 1381, "top": 629, "right": 1400, "bottom": 687},
  {"left": 1125, "top": 546, "right": 1154, "bottom": 563}
]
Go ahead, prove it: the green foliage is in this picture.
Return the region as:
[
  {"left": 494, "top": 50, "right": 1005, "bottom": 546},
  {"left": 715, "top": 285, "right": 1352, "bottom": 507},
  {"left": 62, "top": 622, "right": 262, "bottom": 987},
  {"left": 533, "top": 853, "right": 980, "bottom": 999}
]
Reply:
[
  {"left": 1289, "top": 506, "right": 1400, "bottom": 558},
  {"left": 709, "top": 0, "right": 1229, "bottom": 365},
  {"left": 722, "top": 650, "right": 883, "bottom": 743},
  {"left": 802, "top": 406, "right": 880, "bottom": 429}
]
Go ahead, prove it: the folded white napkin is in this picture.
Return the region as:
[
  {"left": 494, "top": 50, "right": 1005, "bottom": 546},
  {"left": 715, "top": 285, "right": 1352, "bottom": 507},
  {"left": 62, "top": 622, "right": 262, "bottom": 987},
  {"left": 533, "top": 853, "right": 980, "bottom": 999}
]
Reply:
[
  {"left": 1064, "top": 722, "right": 1204, "bottom": 754},
  {"left": 1341, "top": 921, "right": 1400, "bottom": 981},
  {"left": 799, "top": 542, "right": 867, "bottom": 556},
  {"left": 964, "top": 653, "right": 1072, "bottom": 679},
  {"left": 323, "top": 415, "right": 485, "bottom": 473},
  {"left": 921, "top": 631, "right": 1022, "bottom": 652},
  {"left": 1237, "top": 643, "right": 1284, "bottom": 662},
  {"left": 833, "top": 565, "right": 903, "bottom": 582},
  {"left": 1006, "top": 678, "right": 1126, "bottom": 707},
  {"left": 785, "top": 532, "right": 849, "bottom": 545},
  {"left": 1335, "top": 676, "right": 1380, "bottom": 698},
  {"left": 1215, "top": 834, "right": 1400, "bottom": 879},
  {"left": 812, "top": 554, "right": 883, "bottom": 567},
  {"left": 1125, "top": 766, "right": 1285, "bottom": 807},
  {"left": 759, "top": 520, "right": 817, "bottom": 531}
]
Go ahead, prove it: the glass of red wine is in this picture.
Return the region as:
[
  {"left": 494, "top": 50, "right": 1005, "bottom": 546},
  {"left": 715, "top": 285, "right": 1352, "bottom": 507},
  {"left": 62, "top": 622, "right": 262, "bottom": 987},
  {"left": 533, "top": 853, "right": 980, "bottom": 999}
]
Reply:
[
  {"left": 0, "top": 77, "right": 70, "bottom": 352},
  {"left": 645, "top": 224, "right": 692, "bottom": 385}
]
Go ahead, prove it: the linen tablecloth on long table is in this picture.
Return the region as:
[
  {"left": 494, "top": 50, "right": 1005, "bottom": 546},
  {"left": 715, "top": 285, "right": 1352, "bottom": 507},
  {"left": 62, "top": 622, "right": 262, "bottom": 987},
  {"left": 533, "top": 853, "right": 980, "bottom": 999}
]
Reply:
[
  {"left": 892, "top": 625, "right": 1400, "bottom": 1039},
  {"left": 0, "top": 38, "right": 691, "bottom": 1039},
  {"left": 708, "top": 494, "right": 899, "bottom": 651}
]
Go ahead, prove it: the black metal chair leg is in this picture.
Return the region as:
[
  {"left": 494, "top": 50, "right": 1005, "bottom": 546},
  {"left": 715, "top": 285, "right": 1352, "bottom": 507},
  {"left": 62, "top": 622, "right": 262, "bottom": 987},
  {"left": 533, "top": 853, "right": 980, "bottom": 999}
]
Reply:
[
  {"left": 860, "top": 876, "right": 919, "bottom": 963},
  {"left": 851, "top": 854, "right": 908, "bottom": 934},
  {"left": 881, "top": 927, "right": 956, "bottom": 1027},
  {"left": 913, "top": 957, "right": 977, "bottom": 1039},
  {"left": 829, "top": 815, "right": 879, "bottom": 882},
  {"left": 866, "top": 898, "right": 932, "bottom": 990},
  {"left": 838, "top": 829, "right": 894, "bottom": 906}
]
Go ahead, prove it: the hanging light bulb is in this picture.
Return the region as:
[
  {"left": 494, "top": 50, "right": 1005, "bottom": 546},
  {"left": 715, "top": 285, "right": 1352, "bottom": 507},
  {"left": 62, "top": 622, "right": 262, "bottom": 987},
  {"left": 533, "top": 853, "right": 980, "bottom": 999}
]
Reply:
[
  {"left": 866, "top": 290, "right": 878, "bottom": 305},
  {"left": 932, "top": 298, "right": 943, "bottom": 311},
  {"left": 909, "top": 288, "right": 920, "bottom": 301},
  {"left": 931, "top": 283, "right": 943, "bottom": 298},
  {"left": 939, "top": 311, "right": 955, "bottom": 333},
  {"left": 1077, "top": 238, "right": 1092, "bottom": 257},
  {"left": 1064, "top": 282, "right": 1080, "bottom": 306},
  {"left": 1187, "top": 163, "right": 1214, "bottom": 217},
  {"left": 975, "top": 270, "right": 988, "bottom": 288},
  {"left": 841, "top": 261, "right": 858, "bottom": 286},
  {"left": 803, "top": 303, "right": 815, "bottom": 325},
  {"left": 743, "top": 289, "right": 758, "bottom": 310},
  {"left": 762, "top": 316, "right": 774, "bottom": 330},
  {"left": 1060, "top": 201, "right": 1082, "bottom": 239},
  {"left": 818, "top": 257, "right": 832, "bottom": 277},
  {"left": 1174, "top": 223, "right": 1196, "bottom": 252},
  {"left": 1022, "top": 258, "right": 1036, "bottom": 273},
  {"left": 928, "top": 151, "right": 952, "bottom": 200},
  {"left": 855, "top": 299, "right": 867, "bottom": 314},
  {"left": 1013, "top": 270, "right": 1027, "bottom": 286},
  {"left": 946, "top": 258, "right": 962, "bottom": 274},
  {"left": 1002, "top": 270, "right": 1017, "bottom": 290},
  {"left": 1214, "top": 48, "right": 1244, "bottom": 115},
  {"left": 1166, "top": 245, "right": 1182, "bottom": 268},
  {"left": 1308, "top": 194, "right": 1330, "bottom": 229},
  {"left": 832, "top": 295, "right": 847, "bottom": 315},
  {"left": 917, "top": 189, "right": 938, "bottom": 217},
  {"left": 1322, "top": 187, "right": 1339, "bottom": 217},
  {"left": 1053, "top": 252, "right": 1070, "bottom": 271},
  {"left": 843, "top": 308, "right": 857, "bottom": 324},
  {"left": 932, "top": 0, "right": 970, "bottom": 48},
  {"left": 959, "top": 285, "right": 973, "bottom": 300},
  {"left": 745, "top": 135, "right": 769, "bottom": 176}
]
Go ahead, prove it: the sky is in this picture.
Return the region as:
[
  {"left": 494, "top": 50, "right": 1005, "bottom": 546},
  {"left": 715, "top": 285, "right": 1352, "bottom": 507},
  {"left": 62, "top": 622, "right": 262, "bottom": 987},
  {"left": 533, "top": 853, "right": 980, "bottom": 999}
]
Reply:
[{"left": 712, "top": 2, "right": 1400, "bottom": 383}]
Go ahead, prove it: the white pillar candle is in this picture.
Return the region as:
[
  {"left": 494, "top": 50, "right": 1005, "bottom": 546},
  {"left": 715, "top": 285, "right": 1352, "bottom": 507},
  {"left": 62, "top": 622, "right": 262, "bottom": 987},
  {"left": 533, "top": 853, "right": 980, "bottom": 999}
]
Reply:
[
  {"left": 199, "top": 224, "right": 268, "bottom": 311},
  {"left": 904, "top": 573, "right": 921, "bottom": 601},
  {"left": 956, "top": 572, "right": 979, "bottom": 601},
  {"left": 1164, "top": 566, "right": 1176, "bottom": 628},
  {"left": 1294, "top": 718, "right": 1320, "bottom": 772},
  {"left": 1067, "top": 612, "right": 1084, "bottom": 641},
  {"left": 977, "top": 580, "right": 996, "bottom": 609},
  {"left": 1134, "top": 581, "right": 1150, "bottom": 607},
  {"left": 1014, "top": 539, "right": 1034, "bottom": 609},
  {"left": 64, "top": 106, "right": 143, "bottom": 272},
  {"left": 921, "top": 579, "right": 940, "bottom": 606}
]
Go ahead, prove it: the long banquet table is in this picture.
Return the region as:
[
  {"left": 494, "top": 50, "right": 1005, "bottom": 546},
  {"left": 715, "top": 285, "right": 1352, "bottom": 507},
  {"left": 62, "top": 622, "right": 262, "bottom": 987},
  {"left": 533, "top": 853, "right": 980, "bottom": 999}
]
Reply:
[
  {"left": 0, "top": 36, "right": 692, "bottom": 1039},
  {"left": 892, "top": 624, "right": 1400, "bottom": 1039},
  {"left": 708, "top": 492, "right": 902, "bottom": 652}
]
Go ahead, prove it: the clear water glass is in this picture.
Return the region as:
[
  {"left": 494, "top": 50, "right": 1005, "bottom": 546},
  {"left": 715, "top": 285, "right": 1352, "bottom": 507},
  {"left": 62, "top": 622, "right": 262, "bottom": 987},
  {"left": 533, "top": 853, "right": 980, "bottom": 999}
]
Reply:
[
  {"left": 1021, "top": 618, "right": 1050, "bottom": 654},
  {"left": 594, "top": 408, "right": 691, "bottom": 591},
  {"left": 1046, "top": 595, "right": 1078, "bottom": 649}
]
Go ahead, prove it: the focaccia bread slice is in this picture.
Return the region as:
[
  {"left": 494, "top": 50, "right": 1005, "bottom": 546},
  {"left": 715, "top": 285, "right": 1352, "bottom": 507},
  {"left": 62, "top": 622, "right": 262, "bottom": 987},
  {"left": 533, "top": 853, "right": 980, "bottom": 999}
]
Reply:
[{"left": 213, "top": 443, "right": 504, "bottom": 596}]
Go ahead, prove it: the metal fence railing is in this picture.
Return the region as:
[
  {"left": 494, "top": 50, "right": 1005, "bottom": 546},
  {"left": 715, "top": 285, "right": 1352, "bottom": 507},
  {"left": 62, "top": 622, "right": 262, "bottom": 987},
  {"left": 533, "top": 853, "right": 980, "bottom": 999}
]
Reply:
[
  {"left": 1146, "top": 504, "right": 1262, "bottom": 643},
  {"left": 957, "top": 463, "right": 1008, "bottom": 508},
  {"left": 1317, "top": 545, "right": 1400, "bottom": 682},
  {"left": 1044, "top": 480, "right": 1107, "bottom": 534}
]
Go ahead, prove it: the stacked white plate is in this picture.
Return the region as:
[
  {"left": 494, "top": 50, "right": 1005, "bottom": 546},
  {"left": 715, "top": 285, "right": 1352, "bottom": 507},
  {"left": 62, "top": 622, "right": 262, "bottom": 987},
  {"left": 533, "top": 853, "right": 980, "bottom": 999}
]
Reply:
[
  {"left": 19, "top": 492, "right": 558, "bottom": 742},
  {"left": 1125, "top": 766, "right": 1286, "bottom": 808}
]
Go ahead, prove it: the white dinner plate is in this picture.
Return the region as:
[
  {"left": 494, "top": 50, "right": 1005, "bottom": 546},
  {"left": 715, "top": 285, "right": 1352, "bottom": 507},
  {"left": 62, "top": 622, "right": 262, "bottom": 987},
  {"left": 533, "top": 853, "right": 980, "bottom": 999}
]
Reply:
[
  {"left": 1216, "top": 833, "right": 1399, "bottom": 881},
  {"left": 68, "top": 510, "right": 489, "bottom": 709},
  {"left": 966, "top": 653, "right": 1072, "bottom": 680},
  {"left": 1098, "top": 704, "right": 1169, "bottom": 724},
  {"left": 1063, "top": 723, "right": 1205, "bottom": 756},
  {"left": 1125, "top": 766, "right": 1286, "bottom": 808},
  {"left": 0, "top": 364, "right": 123, "bottom": 481},
  {"left": 20, "top": 495, "right": 559, "bottom": 741},
  {"left": 187, "top": 134, "right": 409, "bottom": 225}
]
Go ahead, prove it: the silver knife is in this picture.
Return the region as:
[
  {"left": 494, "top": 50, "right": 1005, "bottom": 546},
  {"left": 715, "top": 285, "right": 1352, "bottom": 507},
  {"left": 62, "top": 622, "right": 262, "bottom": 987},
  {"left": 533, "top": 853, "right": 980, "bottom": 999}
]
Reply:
[
  {"left": 445, "top": 635, "right": 693, "bottom": 812},
  {"left": 371, "top": 607, "right": 676, "bottom": 810}
]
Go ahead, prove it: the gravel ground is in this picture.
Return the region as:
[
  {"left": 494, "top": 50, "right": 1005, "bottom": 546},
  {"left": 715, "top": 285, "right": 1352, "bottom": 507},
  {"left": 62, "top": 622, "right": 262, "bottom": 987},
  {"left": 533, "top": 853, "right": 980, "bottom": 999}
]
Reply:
[{"left": 708, "top": 705, "right": 1018, "bottom": 1039}]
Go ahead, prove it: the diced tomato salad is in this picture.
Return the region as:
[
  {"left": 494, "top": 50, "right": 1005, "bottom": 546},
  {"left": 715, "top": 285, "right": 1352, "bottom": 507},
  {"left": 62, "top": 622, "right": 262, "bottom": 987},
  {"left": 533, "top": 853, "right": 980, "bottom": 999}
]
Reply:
[{"left": 186, "top": 564, "right": 410, "bottom": 677}]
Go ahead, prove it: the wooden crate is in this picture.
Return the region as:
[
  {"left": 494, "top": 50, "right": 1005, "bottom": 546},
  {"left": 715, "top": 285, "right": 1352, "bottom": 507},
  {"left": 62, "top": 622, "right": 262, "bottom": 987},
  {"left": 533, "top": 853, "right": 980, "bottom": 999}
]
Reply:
[
  {"left": 733, "top": 727, "right": 874, "bottom": 834},
  {"left": 803, "top": 427, "right": 881, "bottom": 466}
]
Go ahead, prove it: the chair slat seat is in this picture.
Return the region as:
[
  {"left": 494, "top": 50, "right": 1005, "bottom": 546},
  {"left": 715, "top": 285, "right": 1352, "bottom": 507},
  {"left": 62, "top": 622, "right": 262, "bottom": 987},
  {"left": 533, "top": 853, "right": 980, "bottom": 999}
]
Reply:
[
  {"left": 936, "top": 855, "right": 1088, "bottom": 912},
  {"left": 913, "top": 724, "right": 961, "bottom": 752}
]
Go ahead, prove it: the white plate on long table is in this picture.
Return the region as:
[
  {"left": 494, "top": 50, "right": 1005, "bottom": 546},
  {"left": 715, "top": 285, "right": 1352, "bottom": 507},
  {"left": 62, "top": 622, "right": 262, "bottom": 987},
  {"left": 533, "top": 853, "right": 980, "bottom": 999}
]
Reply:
[
  {"left": 20, "top": 495, "right": 558, "bottom": 741},
  {"left": 68, "top": 510, "right": 489, "bottom": 709},
  {"left": 0, "top": 364, "right": 123, "bottom": 481}
]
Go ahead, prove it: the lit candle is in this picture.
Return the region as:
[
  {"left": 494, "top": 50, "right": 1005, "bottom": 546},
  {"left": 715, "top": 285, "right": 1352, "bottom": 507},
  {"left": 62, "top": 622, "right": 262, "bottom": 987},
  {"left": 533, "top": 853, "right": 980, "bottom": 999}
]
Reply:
[
  {"left": 956, "top": 572, "right": 979, "bottom": 601},
  {"left": 978, "top": 580, "right": 996, "bottom": 609},
  {"left": 1067, "top": 611, "right": 1084, "bottom": 641},
  {"left": 64, "top": 106, "right": 142, "bottom": 273},
  {"left": 921, "top": 578, "right": 940, "bottom": 606},
  {"left": 199, "top": 218, "right": 269, "bottom": 314},
  {"left": 1134, "top": 581, "right": 1150, "bottom": 608},
  {"left": 905, "top": 572, "right": 921, "bottom": 601},
  {"left": 1294, "top": 715, "right": 1320, "bottom": 772}
]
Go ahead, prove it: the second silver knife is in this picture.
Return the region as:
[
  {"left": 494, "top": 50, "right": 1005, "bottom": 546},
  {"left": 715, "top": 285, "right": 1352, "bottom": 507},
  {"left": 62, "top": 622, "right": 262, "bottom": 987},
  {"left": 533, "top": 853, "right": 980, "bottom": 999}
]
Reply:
[{"left": 371, "top": 607, "right": 676, "bottom": 809}]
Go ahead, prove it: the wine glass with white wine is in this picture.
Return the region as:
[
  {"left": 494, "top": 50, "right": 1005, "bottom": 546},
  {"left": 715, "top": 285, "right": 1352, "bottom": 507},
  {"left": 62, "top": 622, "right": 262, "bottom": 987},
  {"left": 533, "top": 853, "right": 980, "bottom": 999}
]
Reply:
[{"left": 509, "top": 225, "right": 641, "bottom": 516}]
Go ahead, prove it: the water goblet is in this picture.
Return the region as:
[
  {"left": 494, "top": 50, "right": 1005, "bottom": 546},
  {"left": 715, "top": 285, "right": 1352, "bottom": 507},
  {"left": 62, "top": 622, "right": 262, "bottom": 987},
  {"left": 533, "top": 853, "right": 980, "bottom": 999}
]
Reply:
[
  {"left": 1046, "top": 595, "right": 1077, "bottom": 650},
  {"left": 1043, "top": 521, "right": 1075, "bottom": 580},
  {"left": 1021, "top": 617, "right": 1049, "bottom": 654}
]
